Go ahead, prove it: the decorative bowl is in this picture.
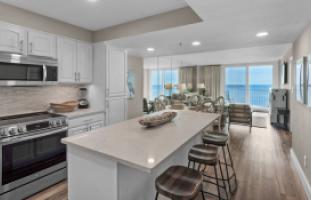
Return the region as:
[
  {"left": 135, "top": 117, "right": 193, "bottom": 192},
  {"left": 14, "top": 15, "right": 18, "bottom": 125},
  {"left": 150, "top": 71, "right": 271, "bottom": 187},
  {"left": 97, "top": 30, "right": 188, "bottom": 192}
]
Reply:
[
  {"left": 50, "top": 101, "right": 79, "bottom": 113},
  {"left": 139, "top": 112, "right": 177, "bottom": 127}
]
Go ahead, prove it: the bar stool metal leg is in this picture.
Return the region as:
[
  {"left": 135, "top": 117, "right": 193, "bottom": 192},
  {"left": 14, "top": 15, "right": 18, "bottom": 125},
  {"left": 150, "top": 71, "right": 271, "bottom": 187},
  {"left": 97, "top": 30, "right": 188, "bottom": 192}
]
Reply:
[
  {"left": 201, "top": 191, "right": 206, "bottom": 200},
  {"left": 226, "top": 144, "right": 238, "bottom": 193},
  {"left": 155, "top": 192, "right": 159, "bottom": 200},
  {"left": 214, "top": 165, "right": 221, "bottom": 200},
  {"left": 218, "top": 160, "right": 229, "bottom": 200},
  {"left": 222, "top": 146, "right": 232, "bottom": 193}
]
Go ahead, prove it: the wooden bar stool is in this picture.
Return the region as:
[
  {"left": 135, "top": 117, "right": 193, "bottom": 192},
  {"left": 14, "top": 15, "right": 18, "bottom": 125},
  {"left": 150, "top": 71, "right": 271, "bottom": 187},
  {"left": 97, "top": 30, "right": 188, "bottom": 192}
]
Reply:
[
  {"left": 155, "top": 165, "right": 205, "bottom": 200},
  {"left": 202, "top": 131, "right": 238, "bottom": 194},
  {"left": 188, "top": 144, "right": 229, "bottom": 200}
]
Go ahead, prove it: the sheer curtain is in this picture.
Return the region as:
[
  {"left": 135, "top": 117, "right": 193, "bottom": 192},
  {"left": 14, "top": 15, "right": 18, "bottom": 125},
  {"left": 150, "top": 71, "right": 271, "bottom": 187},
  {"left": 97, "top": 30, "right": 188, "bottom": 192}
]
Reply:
[
  {"left": 179, "top": 66, "right": 197, "bottom": 91},
  {"left": 202, "top": 65, "right": 221, "bottom": 99}
]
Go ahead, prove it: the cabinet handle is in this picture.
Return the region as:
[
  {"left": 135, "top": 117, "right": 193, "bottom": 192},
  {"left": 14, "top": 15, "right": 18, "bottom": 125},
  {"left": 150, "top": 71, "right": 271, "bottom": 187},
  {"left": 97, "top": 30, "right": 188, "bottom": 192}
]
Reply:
[
  {"left": 19, "top": 40, "right": 23, "bottom": 51},
  {"left": 78, "top": 72, "right": 81, "bottom": 82},
  {"left": 29, "top": 42, "right": 33, "bottom": 53},
  {"left": 74, "top": 72, "right": 77, "bottom": 81}
]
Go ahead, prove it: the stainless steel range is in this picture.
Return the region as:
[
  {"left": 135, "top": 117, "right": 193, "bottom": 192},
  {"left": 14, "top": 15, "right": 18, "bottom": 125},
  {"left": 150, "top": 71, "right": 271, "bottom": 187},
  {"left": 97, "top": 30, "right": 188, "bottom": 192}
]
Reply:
[{"left": 0, "top": 112, "right": 68, "bottom": 200}]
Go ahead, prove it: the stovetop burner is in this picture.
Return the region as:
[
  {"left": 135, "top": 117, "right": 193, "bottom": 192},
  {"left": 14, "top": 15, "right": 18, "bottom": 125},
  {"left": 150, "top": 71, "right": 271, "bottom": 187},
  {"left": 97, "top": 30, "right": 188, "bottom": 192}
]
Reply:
[
  {"left": 0, "top": 112, "right": 63, "bottom": 126},
  {"left": 0, "top": 112, "right": 67, "bottom": 139}
]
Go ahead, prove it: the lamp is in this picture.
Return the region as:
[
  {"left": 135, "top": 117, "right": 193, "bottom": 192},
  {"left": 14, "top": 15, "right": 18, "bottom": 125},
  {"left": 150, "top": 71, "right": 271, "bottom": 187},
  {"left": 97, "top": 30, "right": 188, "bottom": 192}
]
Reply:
[{"left": 198, "top": 83, "right": 206, "bottom": 96}]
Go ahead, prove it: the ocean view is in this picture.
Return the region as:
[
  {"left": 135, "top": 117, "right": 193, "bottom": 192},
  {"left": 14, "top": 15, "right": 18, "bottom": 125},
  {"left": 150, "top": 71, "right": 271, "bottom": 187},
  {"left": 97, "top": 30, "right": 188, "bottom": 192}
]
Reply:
[{"left": 226, "top": 84, "right": 271, "bottom": 107}]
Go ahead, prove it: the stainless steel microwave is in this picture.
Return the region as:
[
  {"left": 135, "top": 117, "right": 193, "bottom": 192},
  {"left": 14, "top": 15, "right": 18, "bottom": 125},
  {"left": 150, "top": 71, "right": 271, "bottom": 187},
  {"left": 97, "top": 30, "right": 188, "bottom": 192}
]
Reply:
[{"left": 0, "top": 62, "right": 57, "bottom": 82}]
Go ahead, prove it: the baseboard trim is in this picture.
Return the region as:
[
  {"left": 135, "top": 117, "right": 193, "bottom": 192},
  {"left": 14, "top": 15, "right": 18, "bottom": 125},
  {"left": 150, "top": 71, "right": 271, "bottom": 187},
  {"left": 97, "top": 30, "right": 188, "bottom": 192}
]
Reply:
[{"left": 290, "top": 148, "right": 311, "bottom": 200}]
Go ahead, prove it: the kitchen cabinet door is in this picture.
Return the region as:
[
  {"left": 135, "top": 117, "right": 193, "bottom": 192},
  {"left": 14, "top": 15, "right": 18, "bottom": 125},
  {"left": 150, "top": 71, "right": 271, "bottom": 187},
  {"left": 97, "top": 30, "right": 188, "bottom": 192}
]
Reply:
[
  {"left": 68, "top": 125, "right": 89, "bottom": 136},
  {"left": 28, "top": 30, "right": 57, "bottom": 58},
  {"left": 89, "top": 120, "right": 105, "bottom": 131},
  {"left": 0, "top": 22, "right": 26, "bottom": 54},
  {"left": 77, "top": 42, "right": 93, "bottom": 83},
  {"left": 106, "top": 46, "right": 127, "bottom": 97},
  {"left": 106, "top": 97, "right": 127, "bottom": 125},
  {"left": 57, "top": 37, "right": 77, "bottom": 83}
]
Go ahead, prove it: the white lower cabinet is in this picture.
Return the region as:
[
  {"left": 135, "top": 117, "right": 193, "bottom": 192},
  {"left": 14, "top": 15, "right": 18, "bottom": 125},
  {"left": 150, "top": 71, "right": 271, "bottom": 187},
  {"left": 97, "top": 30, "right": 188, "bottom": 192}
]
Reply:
[
  {"left": 68, "top": 112, "right": 105, "bottom": 136},
  {"left": 68, "top": 125, "right": 89, "bottom": 136}
]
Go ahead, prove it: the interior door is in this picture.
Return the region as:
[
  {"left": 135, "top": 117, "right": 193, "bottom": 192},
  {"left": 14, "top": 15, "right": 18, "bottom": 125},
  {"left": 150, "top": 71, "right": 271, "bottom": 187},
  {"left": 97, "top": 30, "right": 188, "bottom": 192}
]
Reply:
[
  {"left": 77, "top": 42, "right": 93, "bottom": 83},
  {"left": 28, "top": 30, "right": 56, "bottom": 58},
  {"left": 0, "top": 22, "right": 26, "bottom": 54},
  {"left": 57, "top": 37, "right": 77, "bottom": 83},
  {"left": 106, "top": 97, "right": 127, "bottom": 125},
  {"left": 107, "top": 47, "right": 127, "bottom": 97}
]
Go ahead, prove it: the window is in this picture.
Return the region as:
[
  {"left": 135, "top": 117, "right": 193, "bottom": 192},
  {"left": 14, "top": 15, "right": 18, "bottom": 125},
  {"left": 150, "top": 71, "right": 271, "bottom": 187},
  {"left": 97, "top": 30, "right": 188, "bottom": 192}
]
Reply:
[
  {"left": 150, "top": 69, "right": 179, "bottom": 100},
  {"left": 225, "top": 66, "right": 247, "bottom": 104},
  {"left": 249, "top": 65, "right": 273, "bottom": 107},
  {"left": 225, "top": 64, "right": 273, "bottom": 107}
]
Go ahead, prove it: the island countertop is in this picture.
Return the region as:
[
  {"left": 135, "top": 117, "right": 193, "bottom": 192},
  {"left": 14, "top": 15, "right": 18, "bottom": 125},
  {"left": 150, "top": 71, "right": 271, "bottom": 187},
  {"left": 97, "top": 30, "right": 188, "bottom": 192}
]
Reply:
[{"left": 62, "top": 110, "right": 220, "bottom": 172}]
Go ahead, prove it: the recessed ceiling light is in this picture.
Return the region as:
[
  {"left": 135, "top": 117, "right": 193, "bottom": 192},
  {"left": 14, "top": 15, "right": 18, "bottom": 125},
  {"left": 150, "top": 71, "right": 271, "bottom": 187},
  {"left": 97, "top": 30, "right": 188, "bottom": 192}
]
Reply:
[
  {"left": 147, "top": 47, "right": 155, "bottom": 52},
  {"left": 256, "top": 31, "right": 269, "bottom": 38},
  {"left": 87, "top": 0, "right": 98, "bottom": 2},
  {"left": 192, "top": 41, "right": 201, "bottom": 46}
]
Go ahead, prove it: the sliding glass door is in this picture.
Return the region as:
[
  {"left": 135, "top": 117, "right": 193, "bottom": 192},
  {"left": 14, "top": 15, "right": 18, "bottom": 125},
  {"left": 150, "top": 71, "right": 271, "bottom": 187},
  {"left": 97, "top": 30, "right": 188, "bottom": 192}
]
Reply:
[
  {"left": 225, "top": 66, "right": 247, "bottom": 103},
  {"left": 150, "top": 69, "right": 179, "bottom": 100},
  {"left": 249, "top": 65, "right": 273, "bottom": 107},
  {"left": 225, "top": 64, "right": 273, "bottom": 107}
]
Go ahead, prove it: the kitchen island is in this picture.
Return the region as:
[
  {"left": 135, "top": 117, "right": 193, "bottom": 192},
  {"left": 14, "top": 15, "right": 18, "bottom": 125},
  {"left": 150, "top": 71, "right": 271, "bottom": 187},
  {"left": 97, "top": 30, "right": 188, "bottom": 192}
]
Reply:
[{"left": 62, "top": 110, "right": 220, "bottom": 200}]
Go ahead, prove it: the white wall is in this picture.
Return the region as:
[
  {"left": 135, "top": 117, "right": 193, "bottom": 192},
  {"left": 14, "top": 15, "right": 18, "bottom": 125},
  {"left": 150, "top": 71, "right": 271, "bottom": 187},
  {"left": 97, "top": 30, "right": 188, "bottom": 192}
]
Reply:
[
  {"left": 281, "top": 22, "right": 311, "bottom": 193},
  {"left": 128, "top": 56, "right": 144, "bottom": 119}
]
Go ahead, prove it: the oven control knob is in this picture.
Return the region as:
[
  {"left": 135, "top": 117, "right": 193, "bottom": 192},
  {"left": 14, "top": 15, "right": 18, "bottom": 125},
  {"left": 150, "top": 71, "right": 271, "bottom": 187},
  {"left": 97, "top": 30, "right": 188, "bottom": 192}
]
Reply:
[
  {"left": 0, "top": 129, "right": 8, "bottom": 137},
  {"left": 8, "top": 127, "right": 18, "bottom": 136},
  {"left": 51, "top": 121, "right": 58, "bottom": 127},
  {"left": 18, "top": 126, "right": 26, "bottom": 133}
]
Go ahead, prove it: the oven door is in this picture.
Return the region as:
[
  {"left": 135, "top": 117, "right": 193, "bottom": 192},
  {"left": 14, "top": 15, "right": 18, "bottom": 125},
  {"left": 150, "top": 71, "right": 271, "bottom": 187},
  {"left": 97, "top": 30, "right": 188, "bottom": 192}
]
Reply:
[{"left": 0, "top": 127, "right": 67, "bottom": 194}]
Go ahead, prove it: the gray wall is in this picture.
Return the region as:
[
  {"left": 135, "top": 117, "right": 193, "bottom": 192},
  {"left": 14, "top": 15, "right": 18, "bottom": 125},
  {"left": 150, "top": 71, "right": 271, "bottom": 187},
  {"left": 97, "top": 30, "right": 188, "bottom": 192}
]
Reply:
[
  {"left": 127, "top": 56, "right": 144, "bottom": 119},
  {"left": 281, "top": 23, "right": 311, "bottom": 185},
  {"left": 93, "top": 7, "right": 201, "bottom": 42},
  {"left": 0, "top": 2, "right": 92, "bottom": 42}
]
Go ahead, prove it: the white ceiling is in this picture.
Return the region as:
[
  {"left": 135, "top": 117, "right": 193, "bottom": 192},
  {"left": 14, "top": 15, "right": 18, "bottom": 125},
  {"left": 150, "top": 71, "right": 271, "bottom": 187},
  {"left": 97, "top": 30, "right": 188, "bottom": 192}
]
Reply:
[
  {"left": 0, "top": 0, "right": 188, "bottom": 30},
  {"left": 108, "top": 0, "right": 311, "bottom": 58},
  {"left": 144, "top": 44, "right": 291, "bottom": 69}
]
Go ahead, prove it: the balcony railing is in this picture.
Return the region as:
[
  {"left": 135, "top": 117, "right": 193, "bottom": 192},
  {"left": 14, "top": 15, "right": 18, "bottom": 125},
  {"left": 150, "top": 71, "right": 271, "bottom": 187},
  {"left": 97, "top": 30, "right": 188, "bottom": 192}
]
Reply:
[{"left": 226, "top": 85, "right": 271, "bottom": 107}]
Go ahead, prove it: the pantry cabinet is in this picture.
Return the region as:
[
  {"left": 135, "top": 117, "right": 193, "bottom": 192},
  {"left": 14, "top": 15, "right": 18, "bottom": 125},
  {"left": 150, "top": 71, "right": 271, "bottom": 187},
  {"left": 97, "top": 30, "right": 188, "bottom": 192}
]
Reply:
[{"left": 92, "top": 43, "right": 128, "bottom": 126}]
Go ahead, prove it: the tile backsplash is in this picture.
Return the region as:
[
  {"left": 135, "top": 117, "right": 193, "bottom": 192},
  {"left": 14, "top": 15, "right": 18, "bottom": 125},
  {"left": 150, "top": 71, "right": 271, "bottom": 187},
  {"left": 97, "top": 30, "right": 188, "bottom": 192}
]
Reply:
[{"left": 0, "top": 86, "right": 80, "bottom": 117}]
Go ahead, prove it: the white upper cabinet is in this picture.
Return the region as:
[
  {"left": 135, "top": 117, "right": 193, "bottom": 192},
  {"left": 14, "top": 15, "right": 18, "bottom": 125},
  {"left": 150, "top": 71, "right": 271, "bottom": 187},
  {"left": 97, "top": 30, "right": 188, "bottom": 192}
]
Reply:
[
  {"left": 57, "top": 37, "right": 93, "bottom": 84},
  {"left": 28, "top": 30, "right": 57, "bottom": 58},
  {"left": 77, "top": 42, "right": 93, "bottom": 83},
  {"left": 57, "top": 37, "right": 77, "bottom": 83},
  {"left": 0, "top": 22, "right": 26, "bottom": 55},
  {"left": 106, "top": 46, "right": 127, "bottom": 97}
]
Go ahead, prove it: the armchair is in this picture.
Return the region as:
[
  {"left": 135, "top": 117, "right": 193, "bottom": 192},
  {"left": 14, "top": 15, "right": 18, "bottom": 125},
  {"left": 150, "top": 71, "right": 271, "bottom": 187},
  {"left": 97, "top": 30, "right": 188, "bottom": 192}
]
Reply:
[{"left": 228, "top": 104, "right": 252, "bottom": 132}]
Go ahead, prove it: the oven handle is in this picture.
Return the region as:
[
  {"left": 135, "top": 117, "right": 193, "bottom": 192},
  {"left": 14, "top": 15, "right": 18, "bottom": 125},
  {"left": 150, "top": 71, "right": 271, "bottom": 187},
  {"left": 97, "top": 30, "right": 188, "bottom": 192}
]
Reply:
[{"left": 0, "top": 127, "right": 68, "bottom": 146}]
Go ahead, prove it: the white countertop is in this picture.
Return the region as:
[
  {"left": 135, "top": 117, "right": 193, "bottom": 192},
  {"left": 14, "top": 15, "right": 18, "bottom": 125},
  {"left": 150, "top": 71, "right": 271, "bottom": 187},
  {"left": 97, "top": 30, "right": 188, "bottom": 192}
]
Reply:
[
  {"left": 57, "top": 108, "right": 105, "bottom": 119},
  {"left": 62, "top": 110, "right": 220, "bottom": 172}
]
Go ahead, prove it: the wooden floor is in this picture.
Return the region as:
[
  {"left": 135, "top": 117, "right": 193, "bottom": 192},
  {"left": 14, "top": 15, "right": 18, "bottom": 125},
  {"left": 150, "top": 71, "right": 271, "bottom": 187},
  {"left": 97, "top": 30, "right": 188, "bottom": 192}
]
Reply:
[{"left": 27, "top": 124, "right": 306, "bottom": 200}]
